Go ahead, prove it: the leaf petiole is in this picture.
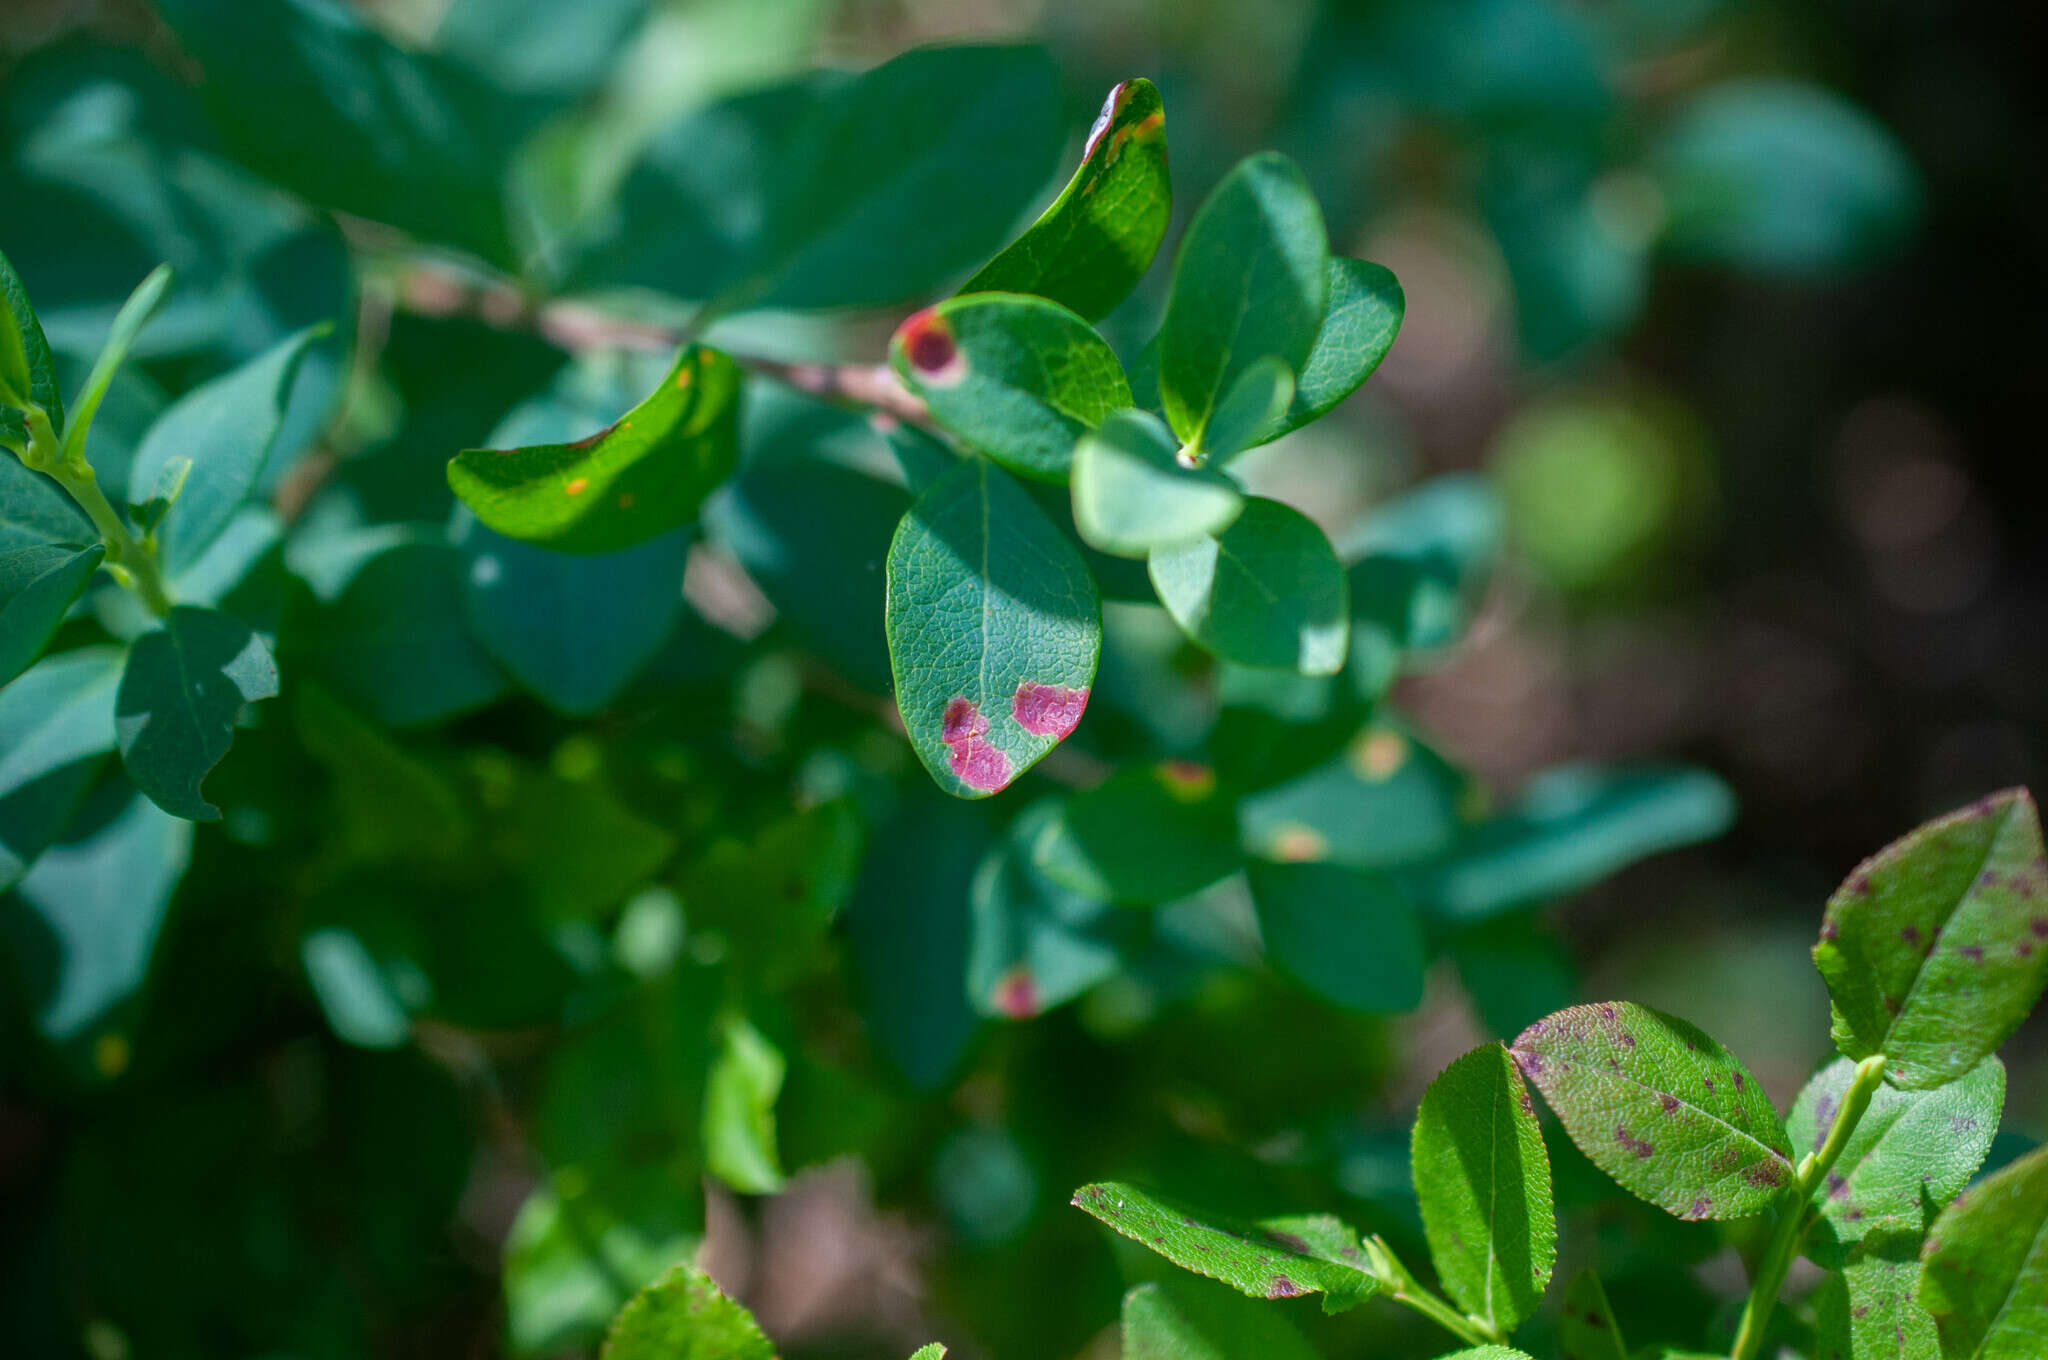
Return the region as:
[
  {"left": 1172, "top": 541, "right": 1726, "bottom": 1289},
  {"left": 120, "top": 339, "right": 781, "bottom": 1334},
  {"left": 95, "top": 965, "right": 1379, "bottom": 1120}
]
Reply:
[
  {"left": 1361, "top": 1234, "right": 1508, "bottom": 1350},
  {"left": 20, "top": 404, "right": 174, "bottom": 617},
  {"left": 1727, "top": 1051, "right": 1889, "bottom": 1360}
]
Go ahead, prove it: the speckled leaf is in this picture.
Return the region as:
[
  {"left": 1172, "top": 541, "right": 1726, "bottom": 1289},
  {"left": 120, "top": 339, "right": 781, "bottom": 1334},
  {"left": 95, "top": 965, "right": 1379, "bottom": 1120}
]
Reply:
[
  {"left": 1558, "top": 1267, "right": 1628, "bottom": 1360},
  {"left": 116, "top": 606, "right": 279, "bottom": 822},
  {"left": 0, "top": 647, "right": 121, "bottom": 890},
  {"left": 1511, "top": 1002, "right": 1793, "bottom": 1220},
  {"left": 891, "top": 294, "right": 1130, "bottom": 483},
  {"left": 1787, "top": 1054, "right": 2004, "bottom": 1265},
  {"left": 1071, "top": 409, "right": 1242, "bottom": 558},
  {"left": 1, "top": 543, "right": 104, "bottom": 684},
  {"left": 885, "top": 459, "right": 1100, "bottom": 798},
  {"left": 1121, "top": 1280, "right": 1321, "bottom": 1360},
  {"left": 1411, "top": 1043, "right": 1556, "bottom": 1331},
  {"left": 599, "top": 1263, "right": 772, "bottom": 1360},
  {"left": 1157, "top": 153, "right": 1327, "bottom": 453},
  {"left": 962, "top": 79, "right": 1169, "bottom": 320},
  {"left": 448, "top": 346, "right": 739, "bottom": 553},
  {"left": 130, "top": 324, "right": 325, "bottom": 573},
  {"left": 1200, "top": 356, "right": 1294, "bottom": 463},
  {"left": 1072, "top": 1182, "right": 1380, "bottom": 1313},
  {"left": 1034, "top": 762, "right": 1241, "bottom": 904},
  {"left": 1149, "top": 497, "right": 1348, "bottom": 675},
  {"left": 968, "top": 800, "right": 1133, "bottom": 1019},
  {"left": 1817, "top": 1235, "right": 1940, "bottom": 1360},
  {"left": 1919, "top": 1142, "right": 2048, "bottom": 1360},
  {"left": 1814, "top": 788, "right": 2048, "bottom": 1090},
  {"left": 1275, "top": 257, "right": 1405, "bottom": 438},
  {"left": 1247, "top": 860, "right": 1425, "bottom": 1013}
]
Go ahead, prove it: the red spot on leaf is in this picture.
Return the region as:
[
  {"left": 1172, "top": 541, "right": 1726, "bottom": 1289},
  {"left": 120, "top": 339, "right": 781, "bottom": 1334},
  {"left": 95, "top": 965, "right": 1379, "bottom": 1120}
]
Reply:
[
  {"left": 898, "top": 308, "right": 966, "bottom": 386},
  {"left": 1901, "top": 925, "right": 1922, "bottom": 946},
  {"left": 1659, "top": 1093, "right": 1679, "bottom": 1113},
  {"left": 943, "top": 697, "right": 988, "bottom": 743},
  {"left": 1266, "top": 1276, "right": 1304, "bottom": 1299},
  {"left": 1960, "top": 944, "right": 1985, "bottom": 962},
  {"left": 992, "top": 967, "right": 1039, "bottom": 1019},
  {"left": 1614, "top": 1127, "right": 1654, "bottom": 1159},
  {"left": 1012, "top": 681, "right": 1088, "bottom": 737},
  {"left": 1685, "top": 1196, "right": 1713, "bottom": 1219},
  {"left": 940, "top": 697, "right": 1011, "bottom": 791}
]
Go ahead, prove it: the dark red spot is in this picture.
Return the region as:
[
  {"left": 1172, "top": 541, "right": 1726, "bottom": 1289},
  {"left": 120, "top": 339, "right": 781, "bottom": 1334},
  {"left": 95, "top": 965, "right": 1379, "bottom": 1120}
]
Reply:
[
  {"left": 939, "top": 697, "right": 1012, "bottom": 791},
  {"left": 1950, "top": 1115, "right": 1978, "bottom": 1132},
  {"left": 1659, "top": 1093, "right": 1679, "bottom": 1114},
  {"left": 1012, "top": 681, "right": 1088, "bottom": 738},
  {"left": 1745, "top": 1160, "right": 1788, "bottom": 1188},
  {"left": 1686, "top": 1196, "right": 1713, "bottom": 1219},
  {"left": 992, "top": 967, "right": 1039, "bottom": 1019},
  {"left": 1615, "top": 1127, "right": 1654, "bottom": 1159},
  {"left": 1262, "top": 1231, "right": 1312, "bottom": 1254},
  {"left": 1519, "top": 1088, "right": 1534, "bottom": 1115},
  {"left": 1585, "top": 1311, "right": 1608, "bottom": 1327},
  {"left": 899, "top": 308, "right": 964, "bottom": 383},
  {"left": 2032, "top": 919, "right": 2048, "bottom": 938},
  {"left": 1883, "top": 994, "right": 1901, "bottom": 1015},
  {"left": 1828, "top": 1173, "right": 1849, "bottom": 1200},
  {"left": 1732, "top": 1071, "right": 1745, "bottom": 1091},
  {"left": 1618, "top": 1032, "right": 1636, "bottom": 1048},
  {"left": 1513, "top": 1049, "right": 1544, "bottom": 1078},
  {"left": 1601, "top": 1005, "right": 1617, "bottom": 1021},
  {"left": 943, "top": 697, "right": 987, "bottom": 743},
  {"left": 1267, "top": 1276, "right": 1303, "bottom": 1298},
  {"left": 1901, "top": 925, "right": 1922, "bottom": 946},
  {"left": 2019, "top": 941, "right": 2034, "bottom": 958},
  {"left": 1820, "top": 920, "right": 1839, "bottom": 941},
  {"left": 1960, "top": 945, "right": 1985, "bottom": 962}
]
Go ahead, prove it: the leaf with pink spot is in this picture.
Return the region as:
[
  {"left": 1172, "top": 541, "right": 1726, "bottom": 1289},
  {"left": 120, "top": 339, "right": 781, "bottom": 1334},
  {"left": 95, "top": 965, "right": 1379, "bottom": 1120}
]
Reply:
[
  {"left": 966, "top": 800, "right": 1136, "bottom": 1020},
  {"left": 886, "top": 459, "right": 1100, "bottom": 799}
]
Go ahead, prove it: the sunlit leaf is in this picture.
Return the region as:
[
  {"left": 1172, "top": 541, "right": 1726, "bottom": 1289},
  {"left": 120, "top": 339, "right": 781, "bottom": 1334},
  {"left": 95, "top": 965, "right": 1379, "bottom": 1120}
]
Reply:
[
  {"left": 1071, "top": 408, "right": 1242, "bottom": 559},
  {"left": 600, "top": 1262, "right": 773, "bottom": 1360},
  {"left": 1149, "top": 497, "right": 1348, "bottom": 675},
  {"left": 1919, "top": 1143, "right": 2048, "bottom": 1360}
]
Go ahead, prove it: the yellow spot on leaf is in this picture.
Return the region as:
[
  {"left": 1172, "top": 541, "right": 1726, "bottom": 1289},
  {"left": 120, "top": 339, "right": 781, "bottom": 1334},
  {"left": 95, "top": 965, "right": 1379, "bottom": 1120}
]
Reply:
[
  {"left": 1155, "top": 760, "right": 1216, "bottom": 802},
  {"left": 1269, "top": 825, "right": 1329, "bottom": 863},
  {"left": 1348, "top": 727, "right": 1408, "bottom": 782},
  {"left": 94, "top": 1031, "right": 130, "bottom": 1078},
  {"left": 565, "top": 477, "right": 589, "bottom": 496}
]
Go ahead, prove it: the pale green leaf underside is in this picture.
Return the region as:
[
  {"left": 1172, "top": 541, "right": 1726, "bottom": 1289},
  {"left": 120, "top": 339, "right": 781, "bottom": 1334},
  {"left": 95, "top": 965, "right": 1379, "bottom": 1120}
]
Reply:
[
  {"left": 1411, "top": 1043, "right": 1556, "bottom": 1332},
  {"left": 1814, "top": 788, "right": 2048, "bottom": 1090},
  {"left": 1512, "top": 1002, "right": 1793, "bottom": 1220},
  {"left": 885, "top": 459, "right": 1100, "bottom": 798},
  {"left": 1071, "top": 408, "right": 1241, "bottom": 558},
  {"left": 1073, "top": 1181, "right": 1380, "bottom": 1314},
  {"left": 1786, "top": 1054, "right": 2003, "bottom": 1264}
]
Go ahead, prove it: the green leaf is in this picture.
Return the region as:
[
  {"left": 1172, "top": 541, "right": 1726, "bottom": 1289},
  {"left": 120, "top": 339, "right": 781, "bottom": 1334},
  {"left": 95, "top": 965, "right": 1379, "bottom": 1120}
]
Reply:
[
  {"left": 1, "top": 544, "right": 104, "bottom": 685},
  {"left": 1149, "top": 497, "right": 1348, "bottom": 675},
  {"left": 1071, "top": 408, "right": 1243, "bottom": 558},
  {"left": 61, "top": 264, "right": 172, "bottom": 467},
  {"left": 153, "top": 0, "right": 542, "bottom": 263},
  {"left": 1278, "top": 258, "right": 1405, "bottom": 437},
  {"left": 1157, "top": 153, "right": 1327, "bottom": 452},
  {"left": 1511, "top": 1002, "right": 1794, "bottom": 1220},
  {"left": 885, "top": 459, "right": 1101, "bottom": 798},
  {"left": 1786, "top": 1055, "right": 2004, "bottom": 1265},
  {"left": 749, "top": 45, "right": 1063, "bottom": 310},
  {"left": 1121, "top": 1280, "right": 1322, "bottom": 1360},
  {"left": 1653, "top": 79, "right": 1919, "bottom": 275},
  {"left": 1246, "top": 860, "right": 1426, "bottom": 1013},
  {"left": 1919, "top": 1142, "right": 2048, "bottom": 1360},
  {"left": 116, "top": 606, "right": 279, "bottom": 821},
  {"left": 1409, "top": 765, "right": 1735, "bottom": 921},
  {"left": 963, "top": 78, "right": 1170, "bottom": 320},
  {"left": 1072, "top": 1182, "right": 1380, "bottom": 1313},
  {"left": 1815, "top": 789, "right": 2048, "bottom": 1090},
  {"left": 1035, "top": 761, "right": 1241, "bottom": 904},
  {"left": 1411, "top": 1043, "right": 1556, "bottom": 1332},
  {"left": 0, "top": 648, "right": 122, "bottom": 890},
  {"left": 1343, "top": 473, "right": 1503, "bottom": 680},
  {"left": 600, "top": 1262, "right": 773, "bottom": 1360},
  {"left": 968, "top": 799, "right": 1134, "bottom": 1018},
  {"left": 1, "top": 441, "right": 94, "bottom": 550},
  {"left": 130, "top": 324, "right": 326, "bottom": 573},
  {"left": 456, "top": 514, "right": 686, "bottom": 716},
  {"left": 0, "top": 789, "right": 192, "bottom": 1048},
  {"left": 907, "top": 1347, "right": 947, "bottom": 1360},
  {"left": 1437, "top": 1350, "right": 1536, "bottom": 1360},
  {"left": 1817, "top": 1234, "right": 1940, "bottom": 1360},
  {"left": 503, "top": 1183, "right": 697, "bottom": 1358},
  {"left": 1200, "top": 356, "right": 1295, "bottom": 463},
  {"left": 1558, "top": 1267, "right": 1628, "bottom": 1360},
  {"left": 289, "top": 540, "right": 509, "bottom": 728},
  {"left": 702, "top": 1013, "right": 786, "bottom": 1195},
  {"left": 449, "top": 346, "right": 738, "bottom": 553},
  {"left": 1, "top": 245, "right": 64, "bottom": 428},
  {"left": 1239, "top": 720, "right": 1471, "bottom": 869},
  {"left": 890, "top": 293, "right": 1132, "bottom": 483}
]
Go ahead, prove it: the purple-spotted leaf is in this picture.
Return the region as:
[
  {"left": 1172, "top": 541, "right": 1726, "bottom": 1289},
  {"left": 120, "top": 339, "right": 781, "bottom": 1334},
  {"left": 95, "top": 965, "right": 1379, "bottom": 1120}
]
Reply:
[
  {"left": 1071, "top": 1182, "right": 1380, "bottom": 1314},
  {"left": 447, "top": 345, "right": 739, "bottom": 553},
  {"left": 885, "top": 459, "right": 1100, "bottom": 798},
  {"left": 1785, "top": 1054, "right": 2003, "bottom": 1265},
  {"left": 967, "top": 800, "right": 1136, "bottom": 1019},
  {"left": 889, "top": 294, "right": 1131, "bottom": 483},
  {"left": 1920, "top": 1142, "right": 2048, "bottom": 1360},
  {"left": 962, "top": 78, "right": 1170, "bottom": 321},
  {"left": 1558, "top": 1267, "right": 1627, "bottom": 1360},
  {"left": 1814, "top": 788, "right": 2048, "bottom": 1090},
  {"left": 1411, "top": 1043, "right": 1556, "bottom": 1332},
  {"left": 1511, "top": 1002, "right": 1794, "bottom": 1221},
  {"left": 1817, "top": 1235, "right": 1940, "bottom": 1360}
]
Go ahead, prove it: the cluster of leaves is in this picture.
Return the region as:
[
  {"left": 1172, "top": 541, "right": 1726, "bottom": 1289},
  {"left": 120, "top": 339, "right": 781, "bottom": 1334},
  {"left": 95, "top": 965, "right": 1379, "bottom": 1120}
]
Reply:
[
  {"left": 1049, "top": 790, "right": 2048, "bottom": 1360},
  {"left": 0, "top": 4, "right": 1910, "bottom": 1357}
]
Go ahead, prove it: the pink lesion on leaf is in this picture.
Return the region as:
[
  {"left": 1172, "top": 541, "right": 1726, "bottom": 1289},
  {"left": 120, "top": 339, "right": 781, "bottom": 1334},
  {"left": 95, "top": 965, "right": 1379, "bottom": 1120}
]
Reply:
[
  {"left": 992, "top": 967, "right": 1040, "bottom": 1019},
  {"left": 1081, "top": 82, "right": 1128, "bottom": 161},
  {"left": 940, "top": 696, "right": 1013, "bottom": 792},
  {"left": 897, "top": 308, "right": 967, "bottom": 387},
  {"left": 1155, "top": 760, "right": 1216, "bottom": 802},
  {"left": 1012, "top": 681, "right": 1088, "bottom": 738}
]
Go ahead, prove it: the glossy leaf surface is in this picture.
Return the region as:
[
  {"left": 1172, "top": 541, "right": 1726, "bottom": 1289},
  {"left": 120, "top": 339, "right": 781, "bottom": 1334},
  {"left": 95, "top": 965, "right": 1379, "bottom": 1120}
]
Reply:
[
  {"left": 1149, "top": 497, "right": 1348, "bottom": 675},
  {"left": 116, "top": 606, "right": 279, "bottom": 821}
]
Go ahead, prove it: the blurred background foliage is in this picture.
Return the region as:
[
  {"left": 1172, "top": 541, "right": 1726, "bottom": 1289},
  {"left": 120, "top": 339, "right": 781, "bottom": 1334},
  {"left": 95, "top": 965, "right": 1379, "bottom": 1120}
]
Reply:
[{"left": 2, "top": 0, "right": 2043, "bottom": 1357}]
